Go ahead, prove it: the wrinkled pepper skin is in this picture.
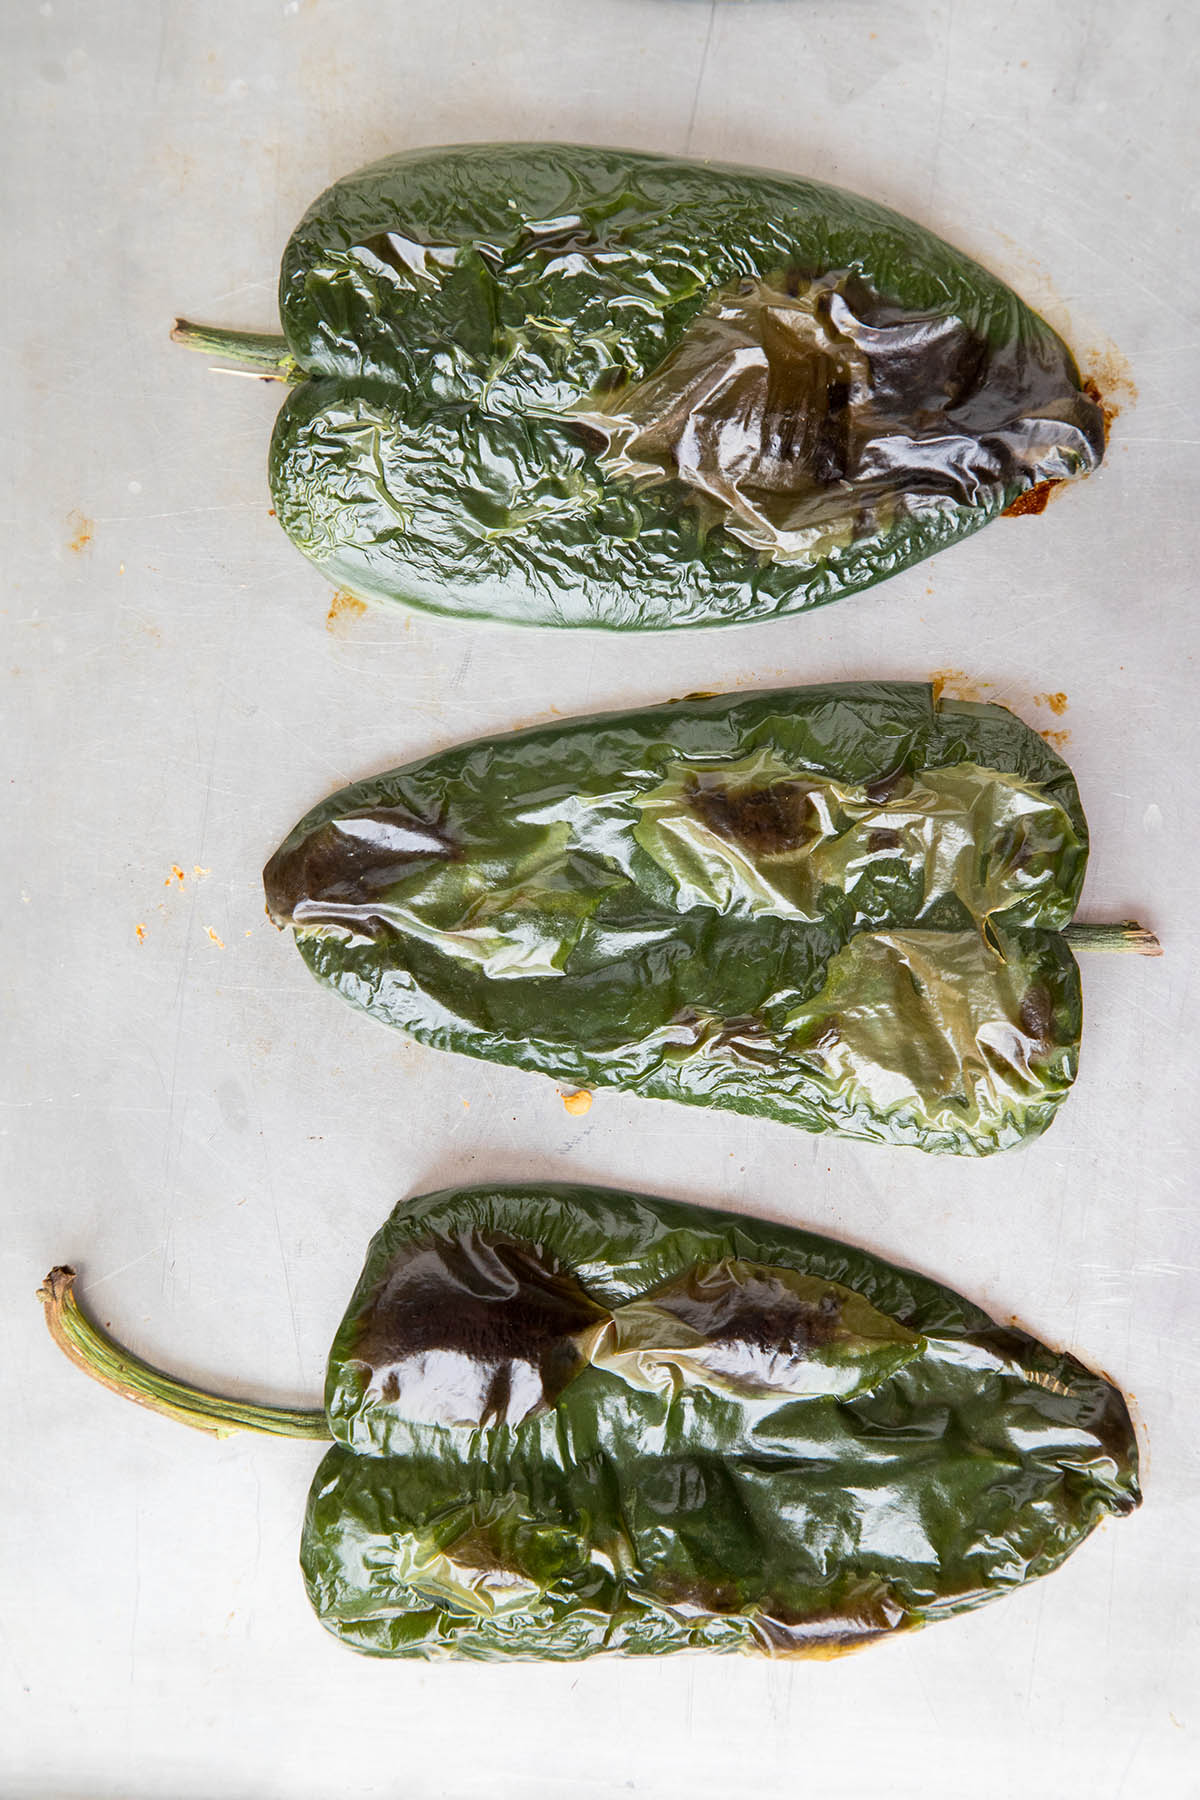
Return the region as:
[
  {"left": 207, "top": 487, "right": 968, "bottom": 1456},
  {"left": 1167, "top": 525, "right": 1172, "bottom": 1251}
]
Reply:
[
  {"left": 39, "top": 1184, "right": 1140, "bottom": 1660},
  {"left": 302, "top": 1182, "right": 1139, "bottom": 1660},
  {"left": 253, "top": 143, "right": 1103, "bottom": 630},
  {"left": 265, "top": 681, "right": 1091, "bottom": 1156}
]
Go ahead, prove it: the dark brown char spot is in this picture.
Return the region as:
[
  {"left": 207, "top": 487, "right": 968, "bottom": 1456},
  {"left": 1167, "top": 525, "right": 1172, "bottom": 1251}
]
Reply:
[
  {"left": 977, "top": 1328, "right": 1137, "bottom": 1508},
  {"left": 1019, "top": 983, "right": 1053, "bottom": 1043},
  {"left": 710, "top": 1016, "right": 778, "bottom": 1066},
  {"left": 690, "top": 779, "right": 817, "bottom": 855},
  {"left": 652, "top": 1263, "right": 843, "bottom": 1358},
  {"left": 352, "top": 1232, "right": 610, "bottom": 1426},
  {"left": 751, "top": 1595, "right": 906, "bottom": 1658},
  {"left": 357, "top": 231, "right": 427, "bottom": 277},
  {"left": 807, "top": 379, "right": 853, "bottom": 484},
  {"left": 989, "top": 822, "right": 1035, "bottom": 877},
  {"left": 864, "top": 771, "right": 909, "bottom": 806},
  {"left": 1088, "top": 1387, "right": 1140, "bottom": 1506},
  {"left": 653, "top": 1568, "right": 907, "bottom": 1657},
  {"left": 668, "top": 1010, "right": 777, "bottom": 1067},
  {"left": 570, "top": 419, "right": 611, "bottom": 457},
  {"left": 589, "top": 365, "right": 629, "bottom": 398},
  {"left": 650, "top": 1571, "right": 743, "bottom": 1617},
  {"left": 263, "top": 805, "right": 456, "bottom": 926}
]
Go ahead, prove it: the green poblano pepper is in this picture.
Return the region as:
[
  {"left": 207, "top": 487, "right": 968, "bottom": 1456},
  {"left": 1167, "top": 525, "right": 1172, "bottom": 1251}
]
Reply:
[
  {"left": 174, "top": 143, "right": 1104, "bottom": 630},
  {"left": 40, "top": 1183, "right": 1140, "bottom": 1660},
  {"left": 263, "top": 682, "right": 1157, "bottom": 1157}
]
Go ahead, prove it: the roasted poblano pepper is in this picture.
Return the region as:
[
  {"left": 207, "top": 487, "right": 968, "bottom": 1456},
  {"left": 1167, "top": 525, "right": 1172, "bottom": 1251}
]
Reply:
[
  {"left": 175, "top": 143, "right": 1104, "bottom": 630},
  {"left": 264, "top": 682, "right": 1157, "bottom": 1157},
  {"left": 41, "top": 1183, "right": 1139, "bottom": 1659}
]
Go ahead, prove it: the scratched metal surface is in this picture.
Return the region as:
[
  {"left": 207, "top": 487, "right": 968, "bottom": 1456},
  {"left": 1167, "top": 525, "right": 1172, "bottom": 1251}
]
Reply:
[{"left": 2, "top": 3, "right": 1197, "bottom": 1795}]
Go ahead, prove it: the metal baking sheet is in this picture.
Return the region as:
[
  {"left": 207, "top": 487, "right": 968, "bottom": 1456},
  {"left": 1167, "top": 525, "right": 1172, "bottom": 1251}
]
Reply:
[{"left": 3, "top": 2, "right": 1197, "bottom": 1794}]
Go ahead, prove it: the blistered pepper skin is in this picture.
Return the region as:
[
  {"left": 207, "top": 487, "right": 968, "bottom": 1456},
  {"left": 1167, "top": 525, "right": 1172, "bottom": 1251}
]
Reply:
[
  {"left": 265, "top": 681, "right": 1092, "bottom": 1157},
  {"left": 182, "top": 143, "right": 1104, "bottom": 631},
  {"left": 301, "top": 1183, "right": 1139, "bottom": 1661},
  {"left": 39, "top": 1184, "right": 1141, "bottom": 1662}
]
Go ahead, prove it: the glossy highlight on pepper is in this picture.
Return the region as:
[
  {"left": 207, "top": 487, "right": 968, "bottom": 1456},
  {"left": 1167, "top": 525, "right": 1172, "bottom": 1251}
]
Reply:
[
  {"left": 264, "top": 681, "right": 1157, "bottom": 1157},
  {"left": 174, "top": 142, "right": 1105, "bottom": 630},
  {"left": 39, "top": 1183, "right": 1141, "bottom": 1661}
]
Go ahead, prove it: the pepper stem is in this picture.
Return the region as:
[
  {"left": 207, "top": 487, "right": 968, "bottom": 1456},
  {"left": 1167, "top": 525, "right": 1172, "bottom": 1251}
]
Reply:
[
  {"left": 170, "top": 318, "right": 298, "bottom": 381},
  {"left": 1063, "top": 920, "right": 1162, "bottom": 956},
  {"left": 38, "top": 1266, "right": 331, "bottom": 1440}
]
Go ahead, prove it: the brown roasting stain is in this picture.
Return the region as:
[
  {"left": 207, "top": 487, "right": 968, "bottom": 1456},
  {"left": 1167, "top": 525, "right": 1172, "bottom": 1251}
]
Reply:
[
  {"left": 932, "top": 675, "right": 1071, "bottom": 729},
  {"left": 929, "top": 669, "right": 995, "bottom": 705},
  {"left": 67, "top": 511, "right": 94, "bottom": 553},
  {"left": 1003, "top": 480, "right": 1062, "bottom": 518},
  {"left": 1082, "top": 347, "right": 1137, "bottom": 437},
  {"left": 498, "top": 704, "right": 566, "bottom": 733},
  {"left": 327, "top": 589, "right": 368, "bottom": 631},
  {"left": 1083, "top": 377, "right": 1117, "bottom": 436}
]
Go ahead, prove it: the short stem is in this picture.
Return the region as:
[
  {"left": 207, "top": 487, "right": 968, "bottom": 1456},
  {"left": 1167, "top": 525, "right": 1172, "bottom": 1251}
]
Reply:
[
  {"left": 170, "top": 318, "right": 298, "bottom": 380},
  {"left": 1063, "top": 920, "right": 1162, "bottom": 956},
  {"left": 38, "top": 1267, "right": 331, "bottom": 1440}
]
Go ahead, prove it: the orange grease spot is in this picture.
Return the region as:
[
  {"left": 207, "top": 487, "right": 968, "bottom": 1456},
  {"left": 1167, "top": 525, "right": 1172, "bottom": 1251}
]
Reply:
[
  {"left": 561, "top": 1089, "right": 593, "bottom": 1116},
  {"left": 1040, "top": 728, "right": 1071, "bottom": 750},
  {"left": 327, "top": 590, "right": 368, "bottom": 631},
  {"left": 135, "top": 923, "right": 147, "bottom": 944},
  {"left": 1036, "top": 692, "right": 1069, "bottom": 716},
  {"left": 930, "top": 669, "right": 994, "bottom": 705},
  {"left": 165, "top": 864, "right": 185, "bottom": 887},
  {"left": 67, "top": 512, "right": 94, "bottom": 553},
  {"left": 205, "top": 926, "right": 225, "bottom": 948}
]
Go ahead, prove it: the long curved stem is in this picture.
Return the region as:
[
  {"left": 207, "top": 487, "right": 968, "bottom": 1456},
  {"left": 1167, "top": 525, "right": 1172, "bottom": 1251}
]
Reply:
[
  {"left": 170, "top": 318, "right": 298, "bottom": 381},
  {"left": 1063, "top": 920, "right": 1162, "bottom": 956},
  {"left": 38, "top": 1267, "right": 331, "bottom": 1440}
]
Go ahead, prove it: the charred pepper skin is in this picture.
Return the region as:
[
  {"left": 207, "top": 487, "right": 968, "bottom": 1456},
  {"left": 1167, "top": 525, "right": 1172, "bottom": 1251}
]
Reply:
[
  {"left": 265, "top": 681, "right": 1106, "bottom": 1157},
  {"left": 306, "top": 1184, "right": 1139, "bottom": 1659},
  {"left": 177, "top": 143, "right": 1104, "bottom": 631},
  {"left": 39, "top": 1185, "right": 1141, "bottom": 1661}
]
